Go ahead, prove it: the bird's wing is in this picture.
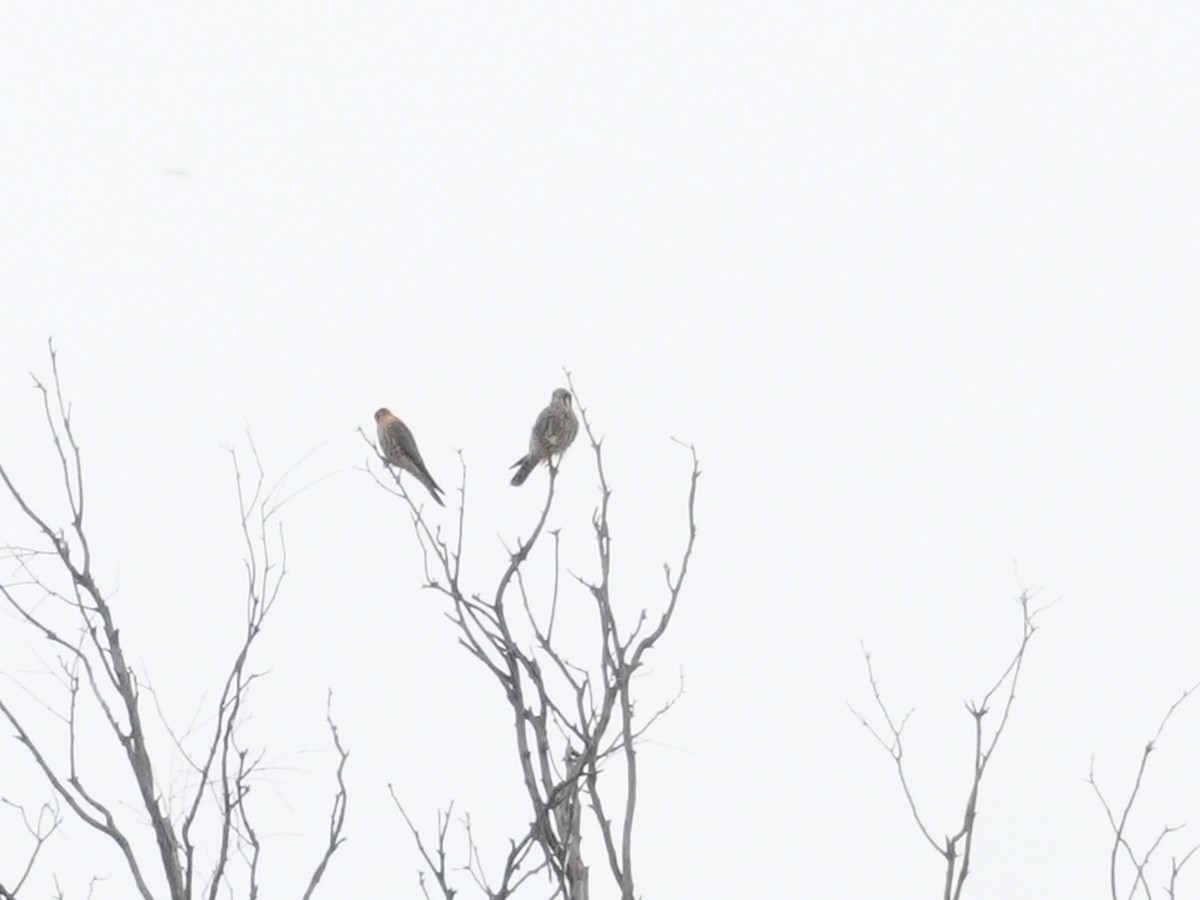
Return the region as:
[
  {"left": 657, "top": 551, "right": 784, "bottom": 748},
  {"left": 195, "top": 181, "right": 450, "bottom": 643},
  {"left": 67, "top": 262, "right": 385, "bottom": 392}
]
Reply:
[
  {"left": 529, "top": 404, "right": 560, "bottom": 455},
  {"left": 387, "top": 418, "right": 421, "bottom": 462},
  {"left": 532, "top": 404, "right": 557, "bottom": 439}
]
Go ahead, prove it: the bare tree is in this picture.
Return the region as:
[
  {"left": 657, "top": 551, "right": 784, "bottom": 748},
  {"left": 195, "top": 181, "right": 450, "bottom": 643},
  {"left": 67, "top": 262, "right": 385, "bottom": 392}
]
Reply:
[
  {"left": 365, "top": 376, "right": 699, "bottom": 900},
  {"left": 0, "top": 343, "right": 348, "bottom": 899},
  {"left": 1088, "top": 682, "right": 1200, "bottom": 900},
  {"left": 850, "top": 589, "right": 1043, "bottom": 900}
]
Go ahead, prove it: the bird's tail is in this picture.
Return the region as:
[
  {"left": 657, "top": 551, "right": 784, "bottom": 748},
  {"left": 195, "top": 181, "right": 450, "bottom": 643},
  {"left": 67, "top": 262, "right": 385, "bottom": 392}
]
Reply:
[
  {"left": 412, "top": 465, "right": 445, "bottom": 506},
  {"left": 510, "top": 455, "right": 536, "bottom": 486},
  {"left": 426, "top": 483, "right": 445, "bottom": 506}
]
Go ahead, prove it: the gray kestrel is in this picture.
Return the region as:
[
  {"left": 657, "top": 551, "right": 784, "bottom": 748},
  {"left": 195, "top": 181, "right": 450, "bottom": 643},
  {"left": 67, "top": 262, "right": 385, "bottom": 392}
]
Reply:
[
  {"left": 510, "top": 388, "right": 579, "bottom": 486},
  {"left": 375, "top": 408, "right": 444, "bottom": 506}
]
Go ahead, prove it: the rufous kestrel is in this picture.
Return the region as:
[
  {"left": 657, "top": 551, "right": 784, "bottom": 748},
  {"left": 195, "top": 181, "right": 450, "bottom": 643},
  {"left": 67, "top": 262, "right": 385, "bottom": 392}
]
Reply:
[{"left": 375, "top": 408, "right": 444, "bottom": 506}]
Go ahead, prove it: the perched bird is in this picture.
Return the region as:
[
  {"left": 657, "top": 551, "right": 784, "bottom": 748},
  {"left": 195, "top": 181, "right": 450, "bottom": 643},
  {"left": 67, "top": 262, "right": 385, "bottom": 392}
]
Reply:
[
  {"left": 510, "top": 388, "right": 579, "bottom": 486},
  {"left": 374, "top": 408, "right": 444, "bottom": 506}
]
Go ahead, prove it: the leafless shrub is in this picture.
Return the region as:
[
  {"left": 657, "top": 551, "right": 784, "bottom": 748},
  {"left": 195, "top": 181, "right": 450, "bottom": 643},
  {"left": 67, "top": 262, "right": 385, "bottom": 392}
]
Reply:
[
  {"left": 0, "top": 342, "right": 348, "bottom": 899},
  {"left": 364, "top": 375, "right": 699, "bottom": 900}
]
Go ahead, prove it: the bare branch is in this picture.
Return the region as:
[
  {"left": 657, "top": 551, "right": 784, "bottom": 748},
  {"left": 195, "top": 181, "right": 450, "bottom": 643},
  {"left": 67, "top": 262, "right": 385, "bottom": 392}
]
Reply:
[
  {"left": 0, "top": 797, "right": 62, "bottom": 897},
  {"left": 847, "top": 647, "right": 939, "bottom": 854},
  {"left": 1168, "top": 843, "right": 1200, "bottom": 900},
  {"left": 300, "top": 692, "right": 350, "bottom": 900},
  {"left": 853, "top": 591, "right": 1042, "bottom": 899},
  {"left": 389, "top": 788, "right": 458, "bottom": 900},
  {"left": 1089, "top": 680, "right": 1200, "bottom": 900}
]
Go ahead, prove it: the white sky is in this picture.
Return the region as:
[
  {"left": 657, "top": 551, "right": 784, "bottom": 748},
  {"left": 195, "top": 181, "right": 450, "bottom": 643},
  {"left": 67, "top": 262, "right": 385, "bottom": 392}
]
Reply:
[{"left": 2, "top": 3, "right": 1199, "bottom": 898}]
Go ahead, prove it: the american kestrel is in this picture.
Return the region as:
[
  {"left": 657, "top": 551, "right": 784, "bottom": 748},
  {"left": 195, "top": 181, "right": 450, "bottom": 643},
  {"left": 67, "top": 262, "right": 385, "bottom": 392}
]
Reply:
[
  {"left": 374, "top": 408, "right": 444, "bottom": 506},
  {"left": 510, "top": 388, "right": 579, "bottom": 486}
]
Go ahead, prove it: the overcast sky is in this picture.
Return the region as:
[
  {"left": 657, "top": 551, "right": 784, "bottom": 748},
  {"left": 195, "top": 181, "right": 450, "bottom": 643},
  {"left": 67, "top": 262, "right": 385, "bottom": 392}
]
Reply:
[{"left": 2, "top": 4, "right": 1200, "bottom": 898}]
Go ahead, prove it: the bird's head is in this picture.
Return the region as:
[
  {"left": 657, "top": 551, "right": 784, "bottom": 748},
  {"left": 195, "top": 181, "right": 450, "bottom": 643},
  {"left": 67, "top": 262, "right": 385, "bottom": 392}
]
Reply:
[
  {"left": 552, "top": 388, "right": 572, "bottom": 407},
  {"left": 374, "top": 408, "right": 392, "bottom": 422}
]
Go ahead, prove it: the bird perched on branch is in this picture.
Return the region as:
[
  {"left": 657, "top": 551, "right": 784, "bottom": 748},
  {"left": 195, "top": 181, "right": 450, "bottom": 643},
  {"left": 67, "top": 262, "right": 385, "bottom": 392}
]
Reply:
[
  {"left": 510, "top": 388, "right": 579, "bottom": 486},
  {"left": 374, "top": 408, "right": 444, "bottom": 506}
]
